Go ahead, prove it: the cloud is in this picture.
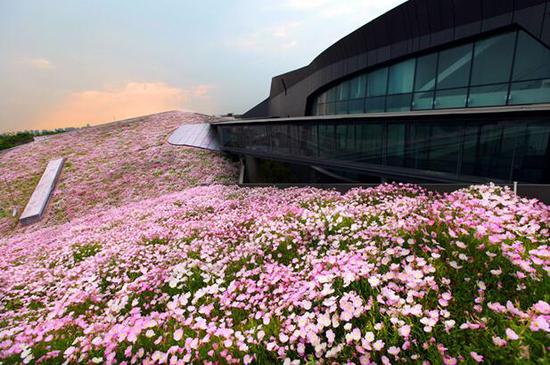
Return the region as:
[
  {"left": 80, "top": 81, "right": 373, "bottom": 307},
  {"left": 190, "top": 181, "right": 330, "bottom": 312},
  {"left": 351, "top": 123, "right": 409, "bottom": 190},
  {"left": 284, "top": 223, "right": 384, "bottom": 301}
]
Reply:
[
  {"left": 229, "top": 21, "right": 302, "bottom": 52},
  {"left": 32, "top": 82, "right": 212, "bottom": 130},
  {"left": 27, "top": 58, "right": 54, "bottom": 70}
]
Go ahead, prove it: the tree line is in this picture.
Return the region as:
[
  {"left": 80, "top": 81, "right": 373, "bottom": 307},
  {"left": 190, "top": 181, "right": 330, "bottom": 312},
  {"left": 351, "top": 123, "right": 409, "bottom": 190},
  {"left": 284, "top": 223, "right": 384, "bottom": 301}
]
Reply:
[{"left": 0, "top": 128, "right": 75, "bottom": 151}]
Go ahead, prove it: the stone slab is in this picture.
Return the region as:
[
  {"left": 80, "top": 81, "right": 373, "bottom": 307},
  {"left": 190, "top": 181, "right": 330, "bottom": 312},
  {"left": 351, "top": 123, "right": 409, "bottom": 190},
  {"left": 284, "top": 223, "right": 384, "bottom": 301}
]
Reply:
[{"left": 19, "top": 158, "right": 65, "bottom": 225}]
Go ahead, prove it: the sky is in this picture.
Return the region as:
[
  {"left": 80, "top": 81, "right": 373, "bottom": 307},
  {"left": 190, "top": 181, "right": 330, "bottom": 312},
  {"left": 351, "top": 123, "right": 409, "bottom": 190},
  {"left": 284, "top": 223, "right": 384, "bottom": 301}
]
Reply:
[{"left": 0, "top": 0, "right": 406, "bottom": 133}]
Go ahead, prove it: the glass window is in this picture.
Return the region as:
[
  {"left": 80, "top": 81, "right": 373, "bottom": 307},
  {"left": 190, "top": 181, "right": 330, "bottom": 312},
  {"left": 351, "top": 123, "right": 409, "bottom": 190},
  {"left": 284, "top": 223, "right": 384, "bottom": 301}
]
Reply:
[
  {"left": 349, "top": 75, "right": 367, "bottom": 99},
  {"left": 387, "top": 123, "right": 406, "bottom": 167},
  {"left": 299, "top": 124, "right": 318, "bottom": 157},
  {"left": 309, "top": 31, "right": 550, "bottom": 117},
  {"left": 348, "top": 99, "right": 365, "bottom": 114},
  {"left": 318, "top": 124, "right": 336, "bottom": 157},
  {"left": 327, "top": 87, "right": 337, "bottom": 102},
  {"left": 357, "top": 123, "right": 384, "bottom": 164},
  {"left": 509, "top": 79, "right": 550, "bottom": 105},
  {"left": 335, "top": 125, "right": 355, "bottom": 157},
  {"left": 386, "top": 94, "right": 412, "bottom": 112},
  {"left": 513, "top": 31, "right": 550, "bottom": 81},
  {"left": 365, "top": 96, "right": 386, "bottom": 113},
  {"left": 414, "top": 53, "right": 438, "bottom": 92},
  {"left": 336, "top": 81, "right": 350, "bottom": 101},
  {"left": 326, "top": 102, "right": 336, "bottom": 115},
  {"left": 424, "top": 124, "right": 461, "bottom": 173},
  {"left": 475, "top": 124, "right": 511, "bottom": 179},
  {"left": 468, "top": 84, "right": 509, "bottom": 107},
  {"left": 388, "top": 59, "right": 416, "bottom": 94},
  {"left": 271, "top": 125, "right": 291, "bottom": 155},
  {"left": 410, "top": 123, "right": 432, "bottom": 169},
  {"left": 514, "top": 122, "right": 550, "bottom": 182},
  {"left": 367, "top": 67, "right": 388, "bottom": 96},
  {"left": 335, "top": 101, "right": 348, "bottom": 114},
  {"left": 412, "top": 91, "right": 434, "bottom": 110},
  {"left": 317, "top": 102, "right": 327, "bottom": 116},
  {"left": 435, "top": 88, "right": 468, "bottom": 109},
  {"left": 471, "top": 33, "right": 515, "bottom": 86},
  {"left": 310, "top": 99, "right": 319, "bottom": 116},
  {"left": 461, "top": 122, "right": 518, "bottom": 180},
  {"left": 437, "top": 44, "right": 473, "bottom": 89}
]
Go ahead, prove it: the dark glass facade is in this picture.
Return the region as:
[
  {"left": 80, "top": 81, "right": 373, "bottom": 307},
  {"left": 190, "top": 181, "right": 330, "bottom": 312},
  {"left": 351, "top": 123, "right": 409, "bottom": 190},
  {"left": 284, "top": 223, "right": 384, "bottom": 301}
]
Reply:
[
  {"left": 234, "top": 2, "right": 550, "bottom": 186},
  {"left": 310, "top": 31, "right": 550, "bottom": 116},
  {"left": 218, "top": 114, "right": 550, "bottom": 183}
]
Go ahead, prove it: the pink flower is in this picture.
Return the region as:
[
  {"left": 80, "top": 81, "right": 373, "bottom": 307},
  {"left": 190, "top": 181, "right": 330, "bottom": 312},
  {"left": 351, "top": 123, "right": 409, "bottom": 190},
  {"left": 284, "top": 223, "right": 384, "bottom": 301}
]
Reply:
[
  {"left": 326, "top": 329, "right": 335, "bottom": 344},
  {"left": 388, "top": 346, "right": 400, "bottom": 356},
  {"left": 529, "top": 316, "right": 549, "bottom": 332},
  {"left": 398, "top": 325, "right": 411, "bottom": 338},
  {"left": 492, "top": 336, "right": 507, "bottom": 347},
  {"left": 505, "top": 328, "right": 519, "bottom": 340},
  {"left": 470, "top": 352, "right": 483, "bottom": 363},
  {"left": 173, "top": 329, "right": 183, "bottom": 342}
]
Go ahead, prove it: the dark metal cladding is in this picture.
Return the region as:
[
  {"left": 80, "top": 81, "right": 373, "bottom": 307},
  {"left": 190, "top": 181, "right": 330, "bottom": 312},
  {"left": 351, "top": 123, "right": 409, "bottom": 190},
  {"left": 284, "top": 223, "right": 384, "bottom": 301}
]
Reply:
[{"left": 245, "top": 0, "right": 549, "bottom": 118}]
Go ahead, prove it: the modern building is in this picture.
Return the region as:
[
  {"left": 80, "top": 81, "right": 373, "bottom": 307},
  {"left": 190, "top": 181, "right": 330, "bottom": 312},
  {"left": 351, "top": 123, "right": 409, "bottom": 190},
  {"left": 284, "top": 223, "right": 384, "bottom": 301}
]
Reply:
[{"left": 175, "top": 0, "right": 550, "bottom": 185}]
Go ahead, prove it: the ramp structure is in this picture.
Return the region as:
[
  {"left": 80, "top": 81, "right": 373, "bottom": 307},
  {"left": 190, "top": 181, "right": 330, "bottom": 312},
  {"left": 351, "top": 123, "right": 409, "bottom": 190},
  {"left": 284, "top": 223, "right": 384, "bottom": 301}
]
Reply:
[{"left": 20, "top": 158, "right": 65, "bottom": 225}]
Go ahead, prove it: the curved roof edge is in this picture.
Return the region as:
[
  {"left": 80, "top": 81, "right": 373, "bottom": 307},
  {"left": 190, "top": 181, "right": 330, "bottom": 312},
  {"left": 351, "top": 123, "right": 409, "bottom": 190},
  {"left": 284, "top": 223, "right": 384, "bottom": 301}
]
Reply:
[{"left": 264, "top": 0, "right": 549, "bottom": 98}]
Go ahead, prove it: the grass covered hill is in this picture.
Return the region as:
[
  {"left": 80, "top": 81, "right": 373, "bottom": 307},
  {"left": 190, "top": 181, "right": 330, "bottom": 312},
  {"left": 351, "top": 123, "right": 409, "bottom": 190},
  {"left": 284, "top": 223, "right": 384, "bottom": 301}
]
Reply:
[{"left": 0, "top": 112, "right": 239, "bottom": 235}]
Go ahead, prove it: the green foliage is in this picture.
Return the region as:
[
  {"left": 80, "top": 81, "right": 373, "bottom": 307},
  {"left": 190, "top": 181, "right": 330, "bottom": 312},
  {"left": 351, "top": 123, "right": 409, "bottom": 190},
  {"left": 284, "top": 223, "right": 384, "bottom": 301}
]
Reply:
[{"left": 71, "top": 242, "right": 102, "bottom": 263}]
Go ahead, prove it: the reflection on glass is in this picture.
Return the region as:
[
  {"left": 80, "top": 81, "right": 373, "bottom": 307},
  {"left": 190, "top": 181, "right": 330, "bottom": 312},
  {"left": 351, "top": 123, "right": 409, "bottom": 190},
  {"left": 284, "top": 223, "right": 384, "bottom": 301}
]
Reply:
[
  {"left": 387, "top": 123, "right": 406, "bottom": 166},
  {"left": 386, "top": 94, "right": 412, "bottom": 112},
  {"left": 471, "top": 33, "right": 515, "bottom": 85},
  {"left": 367, "top": 68, "right": 388, "bottom": 96},
  {"left": 388, "top": 59, "right": 415, "bottom": 94},
  {"left": 509, "top": 79, "right": 550, "bottom": 105},
  {"left": 435, "top": 88, "right": 467, "bottom": 109},
  {"left": 365, "top": 96, "right": 386, "bottom": 113},
  {"left": 412, "top": 91, "right": 434, "bottom": 110},
  {"left": 414, "top": 54, "right": 438, "bottom": 91},
  {"left": 349, "top": 75, "right": 367, "bottom": 99},
  {"left": 357, "top": 123, "right": 384, "bottom": 164},
  {"left": 437, "top": 44, "right": 473, "bottom": 89},
  {"left": 219, "top": 117, "right": 550, "bottom": 183},
  {"left": 513, "top": 32, "right": 550, "bottom": 81},
  {"left": 468, "top": 84, "right": 508, "bottom": 107}
]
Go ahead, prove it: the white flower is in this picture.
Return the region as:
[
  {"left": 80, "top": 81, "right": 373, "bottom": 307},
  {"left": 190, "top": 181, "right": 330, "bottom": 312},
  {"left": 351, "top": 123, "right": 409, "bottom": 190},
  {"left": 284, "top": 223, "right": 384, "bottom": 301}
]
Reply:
[
  {"left": 346, "top": 328, "right": 361, "bottom": 343},
  {"left": 364, "top": 331, "right": 375, "bottom": 343},
  {"left": 368, "top": 276, "right": 380, "bottom": 287},
  {"left": 373, "top": 340, "right": 385, "bottom": 351}
]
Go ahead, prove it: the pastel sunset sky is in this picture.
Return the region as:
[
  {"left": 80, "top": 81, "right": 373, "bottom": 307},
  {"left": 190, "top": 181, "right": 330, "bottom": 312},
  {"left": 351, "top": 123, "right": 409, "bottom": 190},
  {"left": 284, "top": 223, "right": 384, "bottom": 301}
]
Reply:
[{"left": 0, "top": 0, "right": 405, "bottom": 133}]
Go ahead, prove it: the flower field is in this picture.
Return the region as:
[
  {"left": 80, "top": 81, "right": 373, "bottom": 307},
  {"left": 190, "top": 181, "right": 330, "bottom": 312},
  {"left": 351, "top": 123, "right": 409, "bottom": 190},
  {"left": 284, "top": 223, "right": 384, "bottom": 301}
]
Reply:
[
  {"left": 0, "top": 112, "right": 238, "bottom": 236},
  {"left": 0, "top": 182, "right": 548, "bottom": 364}
]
